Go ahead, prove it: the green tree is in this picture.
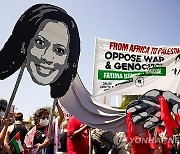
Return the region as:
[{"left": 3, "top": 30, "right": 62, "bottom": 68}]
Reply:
[{"left": 120, "top": 95, "right": 141, "bottom": 109}]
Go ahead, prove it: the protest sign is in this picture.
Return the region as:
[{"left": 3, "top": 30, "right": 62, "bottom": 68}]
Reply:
[{"left": 93, "top": 38, "right": 180, "bottom": 96}]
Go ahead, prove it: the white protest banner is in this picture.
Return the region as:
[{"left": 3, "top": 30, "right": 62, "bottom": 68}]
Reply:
[{"left": 93, "top": 37, "right": 180, "bottom": 96}]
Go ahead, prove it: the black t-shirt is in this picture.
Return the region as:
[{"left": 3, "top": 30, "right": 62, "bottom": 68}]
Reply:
[
  {"left": 33, "top": 126, "right": 54, "bottom": 153},
  {"left": 9, "top": 123, "right": 28, "bottom": 154},
  {"left": 9, "top": 123, "right": 28, "bottom": 145},
  {"left": 59, "top": 131, "right": 67, "bottom": 152},
  {"left": 34, "top": 127, "right": 46, "bottom": 144}
]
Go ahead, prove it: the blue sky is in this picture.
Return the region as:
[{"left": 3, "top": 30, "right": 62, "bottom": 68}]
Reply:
[{"left": 0, "top": 0, "right": 180, "bottom": 120}]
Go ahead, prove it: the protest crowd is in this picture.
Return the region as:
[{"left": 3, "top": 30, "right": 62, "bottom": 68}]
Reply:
[
  {"left": 1, "top": 98, "right": 180, "bottom": 154},
  {"left": 0, "top": 2, "right": 180, "bottom": 154}
]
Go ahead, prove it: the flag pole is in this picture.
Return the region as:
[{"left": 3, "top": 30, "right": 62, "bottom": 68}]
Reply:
[
  {"left": 45, "top": 98, "right": 57, "bottom": 153},
  {"left": 89, "top": 128, "right": 92, "bottom": 154},
  {"left": 5, "top": 62, "right": 26, "bottom": 118}
]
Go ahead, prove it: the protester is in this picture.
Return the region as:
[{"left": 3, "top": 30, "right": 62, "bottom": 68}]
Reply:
[
  {"left": 112, "top": 131, "right": 130, "bottom": 154},
  {"left": 152, "top": 125, "right": 170, "bottom": 154},
  {"left": 129, "top": 123, "right": 152, "bottom": 154},
  {"left": 58, "top": 119, "right": 68, "bottom": 154},
  {"left": 24, "top": 101, "right": 64, "bottom": 154},
  {"left": 91, "top": 128, "right": 114, "bottom": 154},
  {"left": 4, "top": 112, "right": 28, "bottom": 154},
  {"left": 67, "top": 116, "right": 89, "bottom": 154},
  {"left": 0, "top": 98, "right": 10, "bottom": 152},
  {"left": 130, "top": 134, "right": 152, "bottom": 154},
  {"left": 171, "top": 133, "right": 180, "bottom": 154}
]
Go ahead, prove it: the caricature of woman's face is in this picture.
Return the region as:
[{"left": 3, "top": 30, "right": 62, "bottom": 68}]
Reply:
[{"left": 26, "top": 20, "right": 70, "bottom": 85}]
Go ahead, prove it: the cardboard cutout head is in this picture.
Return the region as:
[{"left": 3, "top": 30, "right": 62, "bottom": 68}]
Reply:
[{"left": 0, "top": 4, "right": 80, "bottom": 98}]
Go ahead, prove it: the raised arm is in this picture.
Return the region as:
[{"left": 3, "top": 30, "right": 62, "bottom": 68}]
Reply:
[
  {"left": 56, "top": 101, "right": 64, "bottom": 125},
  {"left": 4, "top": 126, "right": 13, "bottom": 154},
  {"left": 0, "top": 117, "right": 9, "bottom": 146},
  {"left": 70, "top": 125, "right": 89, "bottom": 139}
]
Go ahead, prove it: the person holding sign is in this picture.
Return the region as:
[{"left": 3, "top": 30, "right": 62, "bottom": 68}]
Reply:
[
  {"left": 0, "top": 5, "right": 80, "bottom": 151},
  {"left": 67, "top": 116, "right": 89, "bottom": 154},
  {"left": 24, "top": 101, "right": 64, "bottom": 154}
]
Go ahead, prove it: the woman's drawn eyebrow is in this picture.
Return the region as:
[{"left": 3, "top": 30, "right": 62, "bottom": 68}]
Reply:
[
  {"left": 37, "top": 35, "right": 50, "bottom": 46},
  {"left": 38, "top": 35, "right": 66, "bottom": 49},
  {"left": 38, "top": 35, "right": 47, "bottom": 41},
  {"left": 56, "top": 44, "right": 66, "bottom": 49}
]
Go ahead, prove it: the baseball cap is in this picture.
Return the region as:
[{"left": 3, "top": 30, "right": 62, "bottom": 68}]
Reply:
[{"left": 0, "top": 98, "right": 8, "bottom": 111}]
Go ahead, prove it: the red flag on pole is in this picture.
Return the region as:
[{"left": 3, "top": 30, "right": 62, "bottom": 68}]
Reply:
[
  {"left": 126, "top": 112, "right": 135, "bottom": 142},
  {"left": 159, "top": 95, "right": 178, "bottom": 147}
]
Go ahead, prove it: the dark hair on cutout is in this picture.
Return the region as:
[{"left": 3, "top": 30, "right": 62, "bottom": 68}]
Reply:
[{"left": 0, "top": 3, "right": 80, "bottom": 98}]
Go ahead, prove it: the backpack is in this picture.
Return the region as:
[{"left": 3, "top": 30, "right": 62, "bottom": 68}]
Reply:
[{"left": 91, "top": 129, "right": 114, "bottom": 153}]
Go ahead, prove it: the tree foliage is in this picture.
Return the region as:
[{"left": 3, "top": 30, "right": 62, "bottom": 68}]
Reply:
[{"left": 120, "top": 95, "right": 141, "bottom": 109}]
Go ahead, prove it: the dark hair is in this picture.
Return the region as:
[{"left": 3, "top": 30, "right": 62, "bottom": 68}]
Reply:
[
  {"left": 34, "top": 108, "right": 49, "bottom": 125},
  {"left": 0, "top": 98, "right": 7, "bottom": 111},
  {"left": 34, "top": 108, "right": 49, "bottom": 119},
  {"left": 0, "top": 3, "right": 80, "bottom": 98},
  {"left": 14, "top": 112, "right": 23, "bottom": 121}
]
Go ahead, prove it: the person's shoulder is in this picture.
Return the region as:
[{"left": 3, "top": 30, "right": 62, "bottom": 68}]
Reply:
[
  {"left": 69, "top": 117, "right": 79, "bottom": 122},
  {"left": 26, "top": 125, "right": 37, "bottom": 136},
  {"left": 7, "top": 124, "right": 15, "bottom": 133}
]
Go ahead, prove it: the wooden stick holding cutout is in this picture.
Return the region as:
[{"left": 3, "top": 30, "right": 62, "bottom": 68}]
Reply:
[
  {"left": 5, "top": 62, "right": 26, "bottom": 118},
  {"left": 89, "top": 128, "right": 92, "bottom": 154},
  {"left": 47, "top": 98, "right": 58, "bottom": 138},
  {"left": 45, "top": 98, "right": 57, "bottom": 153}
]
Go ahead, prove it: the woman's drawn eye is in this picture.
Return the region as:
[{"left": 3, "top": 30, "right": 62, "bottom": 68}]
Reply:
[
  {"left": 35, "top": 39, "right": 45, "bottom": 46},
  {"left": 54, "top": 47, "right": 65, "bottom": 55},
  {"left": 33, "top": 38, "right": 46, "bottom": 49}
]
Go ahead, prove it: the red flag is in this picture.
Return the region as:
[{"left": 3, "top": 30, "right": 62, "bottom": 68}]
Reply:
[
  {"left": 126, "top": 112, "right": 135, "bottom": 142},
  {"left": 14, "top": 132, "right": 20, "bottom": 140},
  {"left": 159, "top": 95, "right": 178, "bottom": 147},
  {"left": 146, "top": 129, "right": 157, "bottom": 149}
]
